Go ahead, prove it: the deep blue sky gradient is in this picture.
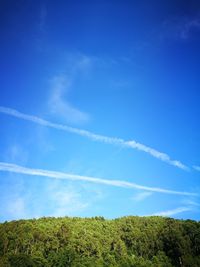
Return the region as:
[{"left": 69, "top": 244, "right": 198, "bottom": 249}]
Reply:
[{"left": 0, "top": 0, "right": 200, "bottom": 221}]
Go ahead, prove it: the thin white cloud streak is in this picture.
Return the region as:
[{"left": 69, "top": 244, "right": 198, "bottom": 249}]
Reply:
[
  {"left": 149, "top": 206, "right": 192, "bottom": 217},
  {"left": 39, "top": 3, "right": 47, "bottom": 32},
  {"left": 125, "top": 141, "right": 188, "bottom": 170},
  {"left": 0, "top": 162, "right": 197, "bottom": 196},
  {"left": 181, "top": 199, "right": 200, "bottom": 207},
  {"left": 0, "top": 106, "right": 188, "bottom": 170},
  {"left": 193, "top": 165, "right": 200, "bottom": 172},
  {"left": 132, "top": 191, "right": 153, "bottom": 202}
]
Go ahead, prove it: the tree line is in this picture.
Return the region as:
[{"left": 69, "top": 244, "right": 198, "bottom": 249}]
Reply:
[{"left": 0, "top": 216, "right": 199, "bottom": 266}]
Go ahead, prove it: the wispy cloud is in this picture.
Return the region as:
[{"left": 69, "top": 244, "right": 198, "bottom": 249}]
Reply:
[
  {"left": 132, "top": 191, "right": 153, "bottom": 202},
  {"left": 48, "top": 74, "right": 89, "bottom": 124},
  {"left": 47, "top": 53, "right": 93, "bottom": 124},
  {"left": 52, "top": 193, "right": 88, "bottom": 217},
  {"left": 193, "top": 165, "right": 200, "bottom": 172},
  {"left": 38, "top": 3, "right": 47, "bottom": 32},
  {"left": 0, "top": 195, "right": 28, "bottom": 221},
  {"left": 34, "top": 2, "right": 48, "bottom": 52},
  {"left": 149, "top": 206, "right": 192, "bottom": 217},
  {"left": 162, "top": 16, "right": 200, "bottom": 41},
  {"left": 0, "top": 162, "right": 196, "bottom": 196},
  {"left": 181, "top": 199, "right": 200, "bottom": 207},
  {"left": 0, "top": 106, "right": 188, "bottom": 170},
  {"left": 4, "top": 144, "right": 28, "bottom": 164},
  {"left": 179, "top": 18, "right": 200, "bottom": 40},
  {"left": 6, "top": 197, "right": 27, "bottom": 218},
  {"left": 47, "top": 182, "right": 88, "bottom": 217},
  {"left": 71, "top": 54, "right": 93, "bottom": 75}
]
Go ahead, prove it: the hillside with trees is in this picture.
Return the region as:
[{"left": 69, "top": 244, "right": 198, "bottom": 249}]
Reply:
[{"left": 0, "top": 216, "right": 199, "bottom": 266}]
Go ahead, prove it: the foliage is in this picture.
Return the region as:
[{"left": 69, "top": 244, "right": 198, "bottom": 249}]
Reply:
[{"left": 0, "top": 216, "right": 199, "bottom": 266}]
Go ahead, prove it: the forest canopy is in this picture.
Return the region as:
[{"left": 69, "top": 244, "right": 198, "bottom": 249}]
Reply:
[{"left": 0, "top": 216, "right": 200, "bottom": 266}]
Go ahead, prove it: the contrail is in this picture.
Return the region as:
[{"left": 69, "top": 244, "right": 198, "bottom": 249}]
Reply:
[
  {"left": 0, "top": 162, "right": 196, "bottom": 196},
  {"left": 0, "top": 106, "right": 188, "bottom": 170}
]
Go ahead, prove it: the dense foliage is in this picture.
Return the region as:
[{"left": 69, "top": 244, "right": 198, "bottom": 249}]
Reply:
[{"left": 0, "top": 216, "right": 199, "bottom": 266}]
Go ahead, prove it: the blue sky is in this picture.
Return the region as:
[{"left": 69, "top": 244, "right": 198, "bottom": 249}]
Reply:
[{"left": 0, "top": 0, "right": 200, "bottom": 221}]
